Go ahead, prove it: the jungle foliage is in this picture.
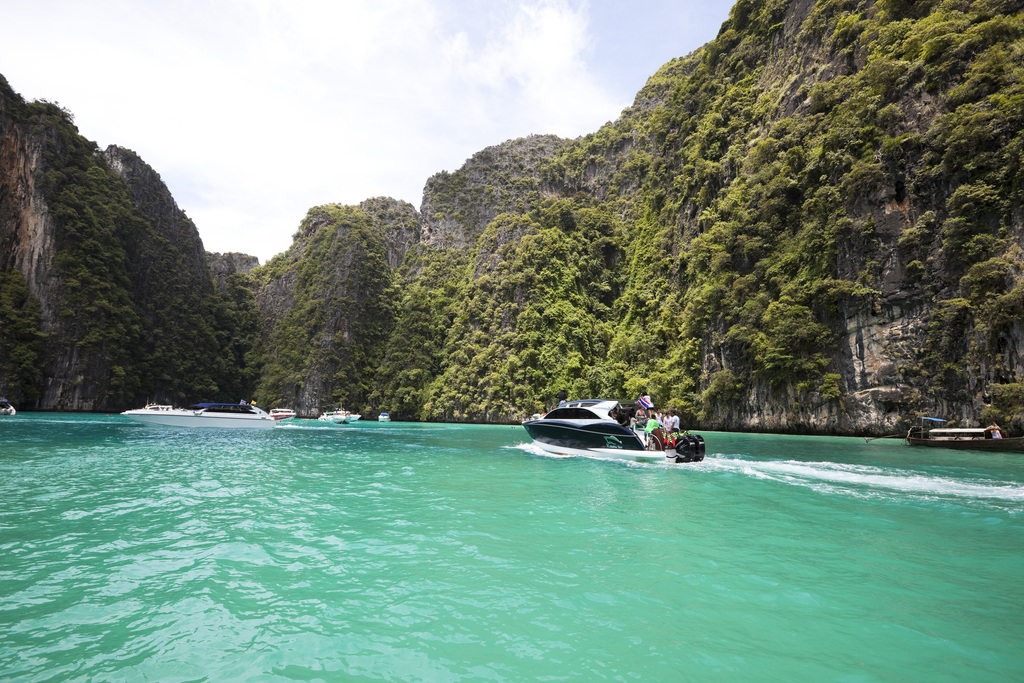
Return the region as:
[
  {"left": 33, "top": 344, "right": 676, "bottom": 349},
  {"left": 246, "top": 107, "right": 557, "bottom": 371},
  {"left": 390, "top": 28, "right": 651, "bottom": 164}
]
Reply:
[
  {"left": 0, "top": 269, "right": 45, "bottom": 402},
  {"left": 355, "top": 0, "right": 1024, "bottom": 428},
  {"left": 253, "top": 205, "right": 398, "bottom": 412},
  {"left": 5, "top": 0, "right": 1024, "bottom": 430},
  {"left": 1, "top": 89, "right": 261, "bottom": 408}
]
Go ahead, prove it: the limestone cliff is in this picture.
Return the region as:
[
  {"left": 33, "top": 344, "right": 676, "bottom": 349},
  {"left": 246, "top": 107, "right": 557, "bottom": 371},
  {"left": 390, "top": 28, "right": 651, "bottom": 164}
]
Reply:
[
  {"left": 0, "top": 76, "right": 259, "bottom": 409},
  {"left": 208, "top": 252, "right": 260, "bottom": 292},
  {"left": 4, "top": 0, "right": 1024, "bottom": 434},
  {"left": 251, "top": 203, "right": 398, "bottom": 416},
  {"left": 419, "top": 134, "right": 568, "bottom": 249}
]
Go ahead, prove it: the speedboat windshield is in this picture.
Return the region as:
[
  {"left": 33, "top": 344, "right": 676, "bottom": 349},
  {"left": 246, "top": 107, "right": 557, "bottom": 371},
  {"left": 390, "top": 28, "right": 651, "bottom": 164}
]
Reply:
[
  {"left": 543, "top": 406, "right": 602, "bottom": 420},
  {"left": 190, "top": 403, "right": 259, "bottom": 414}
]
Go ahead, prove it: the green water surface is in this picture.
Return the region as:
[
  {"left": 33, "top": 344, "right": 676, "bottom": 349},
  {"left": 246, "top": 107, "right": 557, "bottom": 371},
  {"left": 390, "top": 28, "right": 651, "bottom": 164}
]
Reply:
[{"left": 1, "top": 413, "right": 1022, "bottom": 681}]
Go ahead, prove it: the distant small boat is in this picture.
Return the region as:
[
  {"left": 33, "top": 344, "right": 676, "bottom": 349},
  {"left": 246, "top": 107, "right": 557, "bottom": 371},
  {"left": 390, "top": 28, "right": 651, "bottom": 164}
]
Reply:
[
  {"left": 906, "top": 424, "right": 1024, "bottom": 451},
  {"left": 904, "top": 416, "right": 1024, "bottom": 452},
  {"left": 0, "top": 398, "right": 15, "bottom": 416},
  {"left": 122, "top": 402, "right": 276, "bottom": 429},
  {"left": 318, "top": 409, "right": 361, "bottom": 424},
  {"left": 270, "top": 408, "right": 296, "bottom": 421},
  {"left": 378, "top": 412, "right": 391, "bottom": 422}
]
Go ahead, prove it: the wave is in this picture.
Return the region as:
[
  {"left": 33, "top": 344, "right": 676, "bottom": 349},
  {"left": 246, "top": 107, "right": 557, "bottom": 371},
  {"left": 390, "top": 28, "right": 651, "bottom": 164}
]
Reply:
[
  {"left": 704, "top": 456, "right": 1024, "bottom": 505},
  {"left": 510, "top": 443, "right": 1024, "bottom": 508}
]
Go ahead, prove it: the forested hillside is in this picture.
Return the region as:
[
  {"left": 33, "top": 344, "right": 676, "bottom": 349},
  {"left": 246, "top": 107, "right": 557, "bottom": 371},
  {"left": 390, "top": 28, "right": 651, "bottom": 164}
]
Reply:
[
  {"left": 0, "top": 78, "right": 260, "bottom": 408},
  {"left": 341, "top": 0, "right": 1022, "bottom": 432},
  {"left": 2, "top": 0, "right": 1022, "bottom": 434}
]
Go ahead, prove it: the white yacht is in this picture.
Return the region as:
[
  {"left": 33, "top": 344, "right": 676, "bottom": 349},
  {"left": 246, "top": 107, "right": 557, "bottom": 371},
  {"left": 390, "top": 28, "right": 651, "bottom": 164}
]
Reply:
[
  {"left": 270, "top": 408, "right": 297, "bottom": 421},
  {"left": 0, "top": 398, "right": 15, "bottom": 416},
  {"left": 318, "top": 409, "right": 361, "bottom": 424},
  {"left": 378, "top": 412, "right": 391, "bottom": 422},
  {"left": 122, "top": 403, "right": 277, "bottom": 429}
]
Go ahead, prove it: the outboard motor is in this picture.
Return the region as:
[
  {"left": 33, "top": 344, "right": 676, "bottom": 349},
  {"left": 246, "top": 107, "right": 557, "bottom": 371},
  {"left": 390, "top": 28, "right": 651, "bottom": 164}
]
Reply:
[{"left": 672, "top": 434, "right": 705, "bottom": 463}]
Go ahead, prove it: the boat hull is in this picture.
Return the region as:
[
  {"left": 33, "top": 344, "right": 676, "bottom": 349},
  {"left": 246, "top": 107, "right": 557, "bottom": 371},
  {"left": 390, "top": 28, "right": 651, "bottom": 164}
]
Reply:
[
  {"left": 523, "top": 419, "right": 650, "bottom": 459},
  {"left": 122, "top": 410, "right": 276, "bottom": 429},
  {"left": 907, "top": 436, "right": 1024, "bottom": 452},
  {"left": 527, "top": 438, "right": 673, "bottom": 463},
  {"left": 318, "top": 412, "right": 361, "bottom": 424}
]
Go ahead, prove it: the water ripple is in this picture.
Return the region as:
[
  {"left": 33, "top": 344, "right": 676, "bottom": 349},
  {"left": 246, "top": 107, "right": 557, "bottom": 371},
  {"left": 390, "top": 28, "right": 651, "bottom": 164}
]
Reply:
[{"left": 1, "top": 416, "right": 1023, "bottom": 681}]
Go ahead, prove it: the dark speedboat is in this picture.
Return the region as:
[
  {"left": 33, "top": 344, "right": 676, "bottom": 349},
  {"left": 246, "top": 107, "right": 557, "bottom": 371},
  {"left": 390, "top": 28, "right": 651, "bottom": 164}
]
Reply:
[{"left": 522, "top": 399, "right": 704, "bottom": 463}]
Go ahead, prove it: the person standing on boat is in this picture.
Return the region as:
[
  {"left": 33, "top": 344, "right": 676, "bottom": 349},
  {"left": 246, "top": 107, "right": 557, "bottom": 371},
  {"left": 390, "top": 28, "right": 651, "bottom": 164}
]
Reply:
[
  {"left": 986, "top": 423, "right": 1003, "bottom": 439},
  {"left": 643, "top": 411, "right": 665, "bottom": 450},
  {"left": 556, "top": 390, "right": 568, "bottom": 408}
]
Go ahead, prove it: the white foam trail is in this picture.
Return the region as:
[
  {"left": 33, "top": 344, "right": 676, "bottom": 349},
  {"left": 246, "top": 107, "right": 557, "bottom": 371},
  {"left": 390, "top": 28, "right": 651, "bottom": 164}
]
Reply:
[
  {"left": 511, "top": 443, "right": 576, "bottom": 459},
  {"left": 511, "top": 443, "right": 1024, "bottom": 506},
  {"left": 704, "top": 456, "right": 1024, "bottom": 504}
]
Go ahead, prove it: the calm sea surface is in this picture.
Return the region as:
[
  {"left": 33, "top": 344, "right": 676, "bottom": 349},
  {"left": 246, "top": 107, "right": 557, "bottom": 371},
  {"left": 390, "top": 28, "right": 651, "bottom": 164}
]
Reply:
[{"left": 1, "top": 413, "right": 1023, "bottom": 682}]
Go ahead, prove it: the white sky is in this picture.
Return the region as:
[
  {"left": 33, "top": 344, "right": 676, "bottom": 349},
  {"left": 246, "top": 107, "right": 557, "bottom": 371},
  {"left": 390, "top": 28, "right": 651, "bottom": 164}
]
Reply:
[{"left": 1, "top": 0, "right": 733, "bottom": 263}]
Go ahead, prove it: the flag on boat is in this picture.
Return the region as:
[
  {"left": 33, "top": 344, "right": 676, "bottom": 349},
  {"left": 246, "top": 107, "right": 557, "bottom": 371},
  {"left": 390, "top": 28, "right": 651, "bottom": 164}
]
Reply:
[{"left": 637, "top": 395, "right": 653, "bottom": 409}]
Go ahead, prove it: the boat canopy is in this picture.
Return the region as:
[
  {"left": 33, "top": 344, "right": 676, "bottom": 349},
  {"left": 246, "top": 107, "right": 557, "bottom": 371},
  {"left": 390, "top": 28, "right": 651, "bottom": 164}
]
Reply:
[{"left": 189, "top": 403, "right": 261, "bottom": 413}]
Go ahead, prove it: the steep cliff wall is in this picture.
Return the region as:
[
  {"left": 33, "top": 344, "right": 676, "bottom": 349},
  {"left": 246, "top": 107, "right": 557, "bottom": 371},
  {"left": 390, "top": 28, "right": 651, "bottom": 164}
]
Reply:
[
  {"left": 4, "top": 0, "right": 1023, "bottom": 432},
  {"left": 420, "top": 134, "right": 568, "bottom": 249},
  {"left": 208, "top": 252, "right": 260, "bottom": 292},
  {"left": 252, "top": 203, "right": 399, "bottom": 416},
  {"left": 360, "top": 0, "right": 1024, "bottom": 431},
  {"left": 0, "top": 80, "right": 55, "bottom": 403},
  {"left": 0, "top": 83, "right": 130, "bottom": 409},
  {"left": 0, "top": 76, "right": 260, "bottom": 409}
]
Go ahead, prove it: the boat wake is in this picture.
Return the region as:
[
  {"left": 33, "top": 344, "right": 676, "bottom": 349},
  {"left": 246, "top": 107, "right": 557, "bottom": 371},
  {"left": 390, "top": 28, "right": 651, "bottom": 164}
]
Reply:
[
  {"left": 703, "top": 455, "right": 1024, "bottom": 508},
  {"left": 513, "top": 442, "right": 578, "bottom": 459},
  {"left": 512, "top": 443, "right": 1024, "bottom": 509}
]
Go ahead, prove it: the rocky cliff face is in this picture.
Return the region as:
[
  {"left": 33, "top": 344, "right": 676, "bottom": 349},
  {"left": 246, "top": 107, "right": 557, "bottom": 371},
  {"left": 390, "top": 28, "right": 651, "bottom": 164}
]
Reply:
[
  {"left": 358, "top": 197, "right": 421, "bottom": 269},
  {"left": 4, "top": 0, "right": 1023, "bottom": 432},
  {"left": 0, "top": 76, "right": 260, "bottom": 409},
  {"left": 208, "top": 252, "right": 260, "bottom": 292},
  {"left": 252, "top": 203, "right": 399, "bottom": 416},
  {"left": 0, "top": 88, "right": 116, "bottom": 409},
  {"left": 420, "top": 134, "right": 567, "bottom": 249},
  {"left": 0, "top": 86, "right": 59, "bottom": 340}
]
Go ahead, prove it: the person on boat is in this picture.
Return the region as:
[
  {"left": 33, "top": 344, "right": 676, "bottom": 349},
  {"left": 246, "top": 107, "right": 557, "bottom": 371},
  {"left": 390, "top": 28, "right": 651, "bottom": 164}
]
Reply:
[
  {"left": 556, "top": 390, "right": 568, "bottom": 408},
  {"left": 666, "top": 410, "right": 680, "bottom": 432},
  {"left": 633, "top": 407, "right": 648, "bottom": 429},
  {"left": 609, "top": 406, "right": 630, "bottom": 427},
  {"left": 986, "top": 423, "right": 1003, "bottom": 439},
  {"left": 644, "top": 412, "right": 666, "bottom": 450}
]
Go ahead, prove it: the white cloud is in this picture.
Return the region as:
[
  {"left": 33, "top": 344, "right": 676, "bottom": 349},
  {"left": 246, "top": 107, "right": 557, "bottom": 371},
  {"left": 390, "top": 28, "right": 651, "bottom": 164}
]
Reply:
[{"left": 1, "top": 0, "right": 726, "bottom": 262}]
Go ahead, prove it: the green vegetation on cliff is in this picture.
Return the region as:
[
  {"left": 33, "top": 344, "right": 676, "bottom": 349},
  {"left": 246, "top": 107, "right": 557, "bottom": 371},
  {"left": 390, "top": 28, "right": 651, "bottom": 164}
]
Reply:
[
  {"left": 233, "top": 0, "right": 1024, "bottom": 430},
  {"left": 5, "top": 0, "right": 1024, "bottom": 431},
  {"left": 1, "top": 87, "right": 260, "bottom": 408},
  {"left": 363, "top": 0, "right": 1024, "bottom": 429},
  {"left": 254, "top": 204, "right": 398, "bottom": 411},
  {"left": 0, "top": 269, "right": 45, "bottom": 402}
]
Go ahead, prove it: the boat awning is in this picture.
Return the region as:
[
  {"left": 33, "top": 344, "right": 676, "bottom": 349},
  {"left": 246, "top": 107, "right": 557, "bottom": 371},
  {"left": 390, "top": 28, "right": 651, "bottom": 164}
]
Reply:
[
  {"left": 929, "top": 428, "right": 986, "bottom": 435},
  {"left": 922, "top": 417, "right": 948, "bottom": 422}
]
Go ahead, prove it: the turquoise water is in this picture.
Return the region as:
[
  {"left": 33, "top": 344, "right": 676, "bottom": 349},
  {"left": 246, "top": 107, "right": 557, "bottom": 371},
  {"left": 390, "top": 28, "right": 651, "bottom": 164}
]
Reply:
[{"left": 1, "top": 414, "right": 1023, "bottom": 682}]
